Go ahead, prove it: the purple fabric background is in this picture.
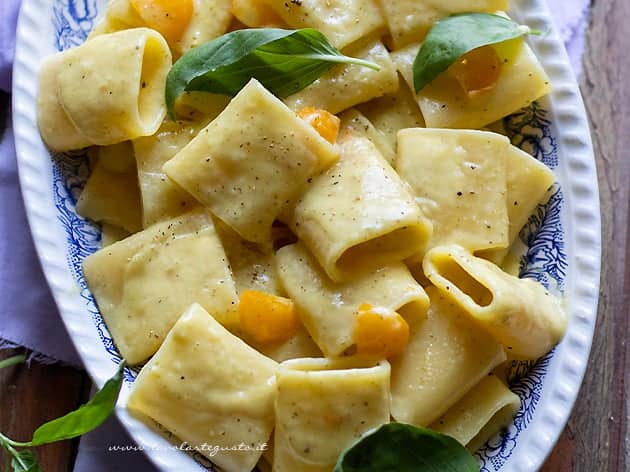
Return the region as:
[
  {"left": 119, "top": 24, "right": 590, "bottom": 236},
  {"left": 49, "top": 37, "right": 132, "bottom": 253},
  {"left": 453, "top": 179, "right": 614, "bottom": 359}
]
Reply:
[{"left": 0, "top": 0, "right": 591, "bottom": 470}]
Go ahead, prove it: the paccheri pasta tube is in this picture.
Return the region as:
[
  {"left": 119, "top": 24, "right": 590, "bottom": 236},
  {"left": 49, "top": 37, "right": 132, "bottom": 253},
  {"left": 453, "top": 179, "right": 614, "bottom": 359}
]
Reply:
[
  {"left": 128, "top": 304, "right": 277, "bottom": 472},
  {"left": 276, "top": 242, "right": 428, "bottom": 357},
  {"left": 291, "top": 129, "right": 432, "bottom": 282},
  {"left": 378, "top": 0, "right": 508, "bottom": 49},
  {"left": 396, "top": 128, "right": 510, "bottom": 255},
  {"left": 423, "top": 244, "right": 567, "bottom": 359},
  {"left": 430, "top": 374, "right": 520, "bottom": 451},
  {"left": 163, "top": 79, "right": 340, "bottom": 244},
  {"left": 273, "top": 358, "right": 390, "bottom": 471},
  {"left": 83, "top": 208, "right": 238, "bottom": 364},
  {"left": 390, "top": 287, "right": 506, "bottom": 426},
  {"left": 38, "top": 28, "right": 171, "bottom": 151},
  {"left": 391, "top": 32, "right": 551, "bottom": 129},
  {"left": 266, "top": 0, "right": 385, "bottom": 49}
]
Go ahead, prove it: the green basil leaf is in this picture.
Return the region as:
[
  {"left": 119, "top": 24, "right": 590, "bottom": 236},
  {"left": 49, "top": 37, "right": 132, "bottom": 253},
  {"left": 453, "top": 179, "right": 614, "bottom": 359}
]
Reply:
[
  {"left": 166, "top": 28, "right": 380, "bottom": 118},
  {"left": 26, "top": 362, "right": 125, "bottom": 446},
  {"left": 413, "top": 13, "right": 535, "bottom": 93},
  {"left": 333, "top": 422, "right": 478, "bottom": 472},
  {"left": 10, "top": 450, "right": 40, "bottom": 472}
]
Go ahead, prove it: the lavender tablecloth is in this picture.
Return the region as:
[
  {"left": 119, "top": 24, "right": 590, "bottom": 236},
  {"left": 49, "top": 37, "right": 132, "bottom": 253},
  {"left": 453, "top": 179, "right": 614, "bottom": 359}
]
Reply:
[{"left": 0, "top": 1, "right": 591, "bottom": 470}]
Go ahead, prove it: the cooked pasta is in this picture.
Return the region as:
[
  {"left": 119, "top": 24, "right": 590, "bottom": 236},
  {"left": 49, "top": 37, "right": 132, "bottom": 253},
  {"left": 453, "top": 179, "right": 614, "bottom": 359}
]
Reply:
[
  {"left": 423, "top": 244, "right": 567, "bottom": 359},
  {"left": 163, "top": 79, "right": 340, "bottom": 243},
  {"left": 291, "top": 129, "right": 432, "bottom": 282},
  {"left": 392, "top": 35, "right": 551, "bottom": 129},
  {"left": 127, "top": 304, "right": 277, "bottom": 472},
  {"left": 39, "top": 28, "right": 171, "bottom": 150},
  {"left": 274, "top": 358, "right": 391, "bottom": 471},
  {"left": 390, "top": 287, "right": 506, "bottom": 426},
  {"left": 276, "top": 242, "right": 429, "bottom": 356},
  {"left": 378, "top": 0, "right": 509, "bottom": 48},
  {"left": 82, "top": 208, "right": 238, "bottom": 364}
]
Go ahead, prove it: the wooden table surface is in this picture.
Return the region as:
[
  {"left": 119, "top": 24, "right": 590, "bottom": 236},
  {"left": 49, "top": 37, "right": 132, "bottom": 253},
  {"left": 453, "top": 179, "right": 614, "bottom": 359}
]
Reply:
[{"left": 1, "top": 1, "right": 628, "bottom": 470}]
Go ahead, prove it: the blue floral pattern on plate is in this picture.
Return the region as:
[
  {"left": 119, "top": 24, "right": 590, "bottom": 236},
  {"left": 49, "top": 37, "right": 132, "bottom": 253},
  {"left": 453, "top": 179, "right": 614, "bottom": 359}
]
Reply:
[{"left": 48, "top": 1, "right": 568, "bottom": 469}]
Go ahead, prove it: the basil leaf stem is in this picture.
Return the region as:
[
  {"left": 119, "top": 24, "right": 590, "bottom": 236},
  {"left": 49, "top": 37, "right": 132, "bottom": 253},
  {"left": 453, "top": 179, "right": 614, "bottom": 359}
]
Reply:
[
  {"left": 27, "top": 361, "right": 126, "bottom": 446},
  {"left": 0, "top": 360, "right": 125, "bottom": 464},
  {"left": 0, "top": 434, "right": 40, "bottom": 472},
  {"left": 413, "top": 13, "right": 536, "bottom": 93},
  {"left": 166, "top": 28, "right": 381, "bottom": 118},
  {"left": 333, "top": 422, "right": 478, "bottom": 472},
  {"left": 0, "top": 355, "right": 26, "bottom": 370},
  {"left": 8, "top": 448, "right": 40, "bottom": 472}
]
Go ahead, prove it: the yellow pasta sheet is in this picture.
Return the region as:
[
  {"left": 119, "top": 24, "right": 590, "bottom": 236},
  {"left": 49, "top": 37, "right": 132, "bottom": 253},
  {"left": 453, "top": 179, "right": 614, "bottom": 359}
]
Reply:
[
  {"left": 215, "top": 220, "right": 283, "bottom": 296},
  {"left": 37, "top": 53, "right": 92, "bottom": 151},
  {"left": 430, "top": 374, "right": 520, "bottom": 451},
  {"left": 356, "top": 79, "right": 425, "bottom": 152},
  {"left": 479, "top": 146, "right": 556, "bottom": 264},
  {"left": 292, "top": 131, "right": 432, "bottom": 282},
  {"left": 177, "top": 0, "right": 232, "bottom": 54},
  {"left": 231, "top": 0, "right": 285, "bottom": 27},
  {"left": 90, "top": 0, "right": 232, "bottom": 56},
  {"left": 39, "top": 28, "right": 171, "bottom": 151},
  {"left": 132, "top": 121, "right": 202, "bottom": 228},
  {"left": 163, "top": 79, "right": 339, "bottom": 244},
  {"left": 396, "top": 128, "right": 509, "bottom": 255},
  {"left": 378, "top": 0, "right": 508, "bottom": 49},
  {"left": 100, "top": 223, "right": 130, "bottom": 247},
  {"left": 284, "top": 37, "right": 399, "bottom": 115},
  {"left": 127, "top": 304, "right": 277, "bottom": 472},
  {"left": 339, "top": 109, "right": 396, "bottom": 165},
  {"left": 423, "top": 244, "right": 567, "bottom": 359},
  {"left": 256, "top": 326, "right": 322, "bottom": 363},
  {"left": 275, "top": 243, "right": 429, "bottom": 357},
  {"left": 390, "top": 287, "right": 506, "bottom": 426},
  {"left": 392, "top": 37, "right": 551, "bottom": 129},
  {"left": 273, "top": 358, "right": 390, "bottom": 471},
  {"left": 76, "top": 142, "right": 142, "bottom": 233},
  {"left": 174, "top": 91, "right": 230, "bottom": 121},
  {"left": 83, "top": 208, "right": 238, "bottom": 364},
  {"left": 214, "top": 221, "right": 324, "bottom": 362},
  {"left": 267, "top": 0, "right": 385, "bottom": 49}
]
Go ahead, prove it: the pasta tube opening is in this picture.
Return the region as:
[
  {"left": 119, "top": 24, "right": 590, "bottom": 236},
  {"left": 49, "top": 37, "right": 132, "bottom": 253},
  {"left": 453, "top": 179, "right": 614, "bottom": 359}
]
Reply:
[
  {"left": 274, "top": 358, "right": 390, "bottom": 468},
  {"left": 467, "top": 398, "right": 520, "bottom": 452},
  {"left": 428, "top": 254, "right": 494, "bottom": 308},
  {"left": 42, "top": 28, "right": 172, "bottom": 150},
  {"left": 337, "top": 225, "right": 428, "bottom": 276},
  {"left": 429, "top": 374, "right": 519, "bottom": 452},
  {"left": 424, "top": 245, "right": 567, "bottom": 360},
  {"left": 137, "top": 33, "right": 172, "bottom": 134}
]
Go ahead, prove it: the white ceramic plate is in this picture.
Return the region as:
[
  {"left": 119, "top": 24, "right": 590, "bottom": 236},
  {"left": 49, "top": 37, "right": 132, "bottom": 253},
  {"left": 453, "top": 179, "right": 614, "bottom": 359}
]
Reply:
[{"left": 12, "top": 0, "right": 601, "bottom": 470}]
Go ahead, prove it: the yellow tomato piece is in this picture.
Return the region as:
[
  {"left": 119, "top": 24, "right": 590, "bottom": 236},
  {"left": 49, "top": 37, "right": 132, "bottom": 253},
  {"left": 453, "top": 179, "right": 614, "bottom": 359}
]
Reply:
[
  {"left": 239, "top": 290, "right": 299, "bottom": 344},
  {"left": 354, "top": 304, "right": 410, "bottom": 359},
  {"left": 231, "top": 0, "right": 284, "bottom": 27},
  {"left": 449, "top": 45, "right": 502, "bottom": 97},
  {"left": 297, "top": 107, "right": 341, "bottom": 144},
  {"left": 130, "top": 0, "right": 193, "bottom": 42}
]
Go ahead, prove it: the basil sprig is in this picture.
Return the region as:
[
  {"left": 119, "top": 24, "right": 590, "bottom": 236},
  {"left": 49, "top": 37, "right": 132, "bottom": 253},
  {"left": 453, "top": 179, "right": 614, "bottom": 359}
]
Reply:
[
  {"left": 8, "top": 450, "right": 39, "bottom": 472},
  {"left": 0, "top": 358, "right": 125, "bottom": 472},
  {"left": 413, "top": 13, "right": 539, "bottom": 93},
  {"left": 334, "top": 422, "right": 478, "bottom": 472},
  {"left": 166, "top": 28, "right": 381, "bottom": 118}
]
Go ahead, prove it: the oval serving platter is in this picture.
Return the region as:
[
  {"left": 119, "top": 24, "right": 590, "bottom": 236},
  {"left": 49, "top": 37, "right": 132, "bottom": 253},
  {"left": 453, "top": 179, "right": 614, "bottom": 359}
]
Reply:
[{"left": 11, "top": 0, "right": 601, "bottom": 470}]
